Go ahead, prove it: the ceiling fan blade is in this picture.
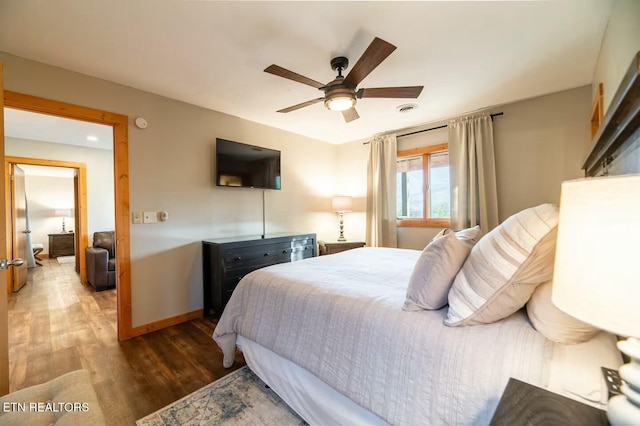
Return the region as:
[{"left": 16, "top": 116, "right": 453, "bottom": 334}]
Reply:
[
  {"left": 277, "top": 98, "right": 324, "bottom": 113},
  {"left": 356, "top": 86, "right": 424, "bottom": 99},
  {"left": 342, "top": 107, "right": 360, "bottom": 123},
  {"left": 344, "top": 37, "right": 397, "bottom": 86},
  {"left": 265, "top": 65, "right": 325, "bottom": 89}
]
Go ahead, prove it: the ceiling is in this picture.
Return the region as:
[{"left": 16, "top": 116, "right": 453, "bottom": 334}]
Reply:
[
  {"left": 4, "top": 108, "right": 113, "bottom": 150},
  {"left": 0, "top": 1, "right": 613, "bottom": 145}
]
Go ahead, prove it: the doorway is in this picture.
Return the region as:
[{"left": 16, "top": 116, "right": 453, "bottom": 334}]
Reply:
[
  {"left": 5, "top": 158, "right": 89, "bottom": 286},
  {"left": 3, "top": 91, "right": 133, "bottom": 341}
]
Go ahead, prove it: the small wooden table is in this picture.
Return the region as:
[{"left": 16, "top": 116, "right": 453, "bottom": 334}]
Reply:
[{"left": 318, "top": 240, "right": 366, "bottom": 256}]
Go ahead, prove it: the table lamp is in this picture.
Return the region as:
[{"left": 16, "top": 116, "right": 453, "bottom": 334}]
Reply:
[
  {"left": 331, "top": 196, "right": 352, "bottom": 242},
  {"left": 552, "top": 174, "right": 640, "bottom": 426},
  {"left": 54, "top": 208, "right": 72, "bottom": 233}
]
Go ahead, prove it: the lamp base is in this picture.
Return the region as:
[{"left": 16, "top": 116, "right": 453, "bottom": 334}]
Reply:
[
  {"left": 607, "top": 337, "right": 640, "bottom": 426},
  {"left": 337, "top": 212, "right": 347, "bottom": 242}
]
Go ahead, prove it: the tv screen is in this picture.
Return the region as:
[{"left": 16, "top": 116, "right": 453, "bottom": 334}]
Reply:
[{"left": 216, "top": 138, "right": 281, "bottom": 190}]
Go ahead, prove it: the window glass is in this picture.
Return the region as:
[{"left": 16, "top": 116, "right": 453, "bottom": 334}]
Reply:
[
  {"left": 397, "top": 156, "right": 423, "bottom": 218},
  {"left": 428, "top": 152, "right": 450, "bottom": 218}
]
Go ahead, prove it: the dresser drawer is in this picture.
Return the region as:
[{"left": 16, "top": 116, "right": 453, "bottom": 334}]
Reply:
[{"left": 224, "top": 241, "right": 293, "bottom": 265}]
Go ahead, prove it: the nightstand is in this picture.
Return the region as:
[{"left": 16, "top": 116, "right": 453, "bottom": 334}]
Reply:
[
  {"left": 318, "top": 240, "right": 365, "bottom": 256},
  {"left": 48, "top": 232, "right": 75, "bottom": 258},
  {"left": 490, "top": 378, "right": 608, "bottom": 426}
]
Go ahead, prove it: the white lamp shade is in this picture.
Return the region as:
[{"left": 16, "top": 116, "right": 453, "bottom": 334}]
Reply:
[
  {"left": 551, "top": 174, "right": 640, "bottom": 338},
  {"left": 54, "top": 209, "right": 72, "bottom": 217},
  {"left": 331, "top": 196, "right": 353, "bottom": 212}
]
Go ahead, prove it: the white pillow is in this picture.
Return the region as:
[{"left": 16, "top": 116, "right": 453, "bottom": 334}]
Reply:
[
  {"left": 455, "top": 225, "right": 483, "bottom": 248},
  {"left": 445, "top": 204, "right": 559, "bottom": 326},
  {"left": 526, "top": 281, "right": 600, "bottom": 344},
  {"left": 404, "top": 233, "right": 474, "bottom": 311}
]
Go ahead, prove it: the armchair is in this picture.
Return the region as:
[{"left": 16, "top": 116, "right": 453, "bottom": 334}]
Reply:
[{"left": 86, "top": 231, "right": 116, "bottom": 291}]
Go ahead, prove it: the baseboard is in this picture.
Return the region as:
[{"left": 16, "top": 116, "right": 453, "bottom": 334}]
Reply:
[{"left": 130, "top": 309, "right": 203, "bottom": 337}]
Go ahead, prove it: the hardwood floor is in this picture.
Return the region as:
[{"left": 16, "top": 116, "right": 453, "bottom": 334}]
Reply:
[{"left": 8, "top": 258, "right": 245, "bottom": 425}]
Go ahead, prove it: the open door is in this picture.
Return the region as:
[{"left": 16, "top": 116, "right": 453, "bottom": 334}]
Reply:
[
  {"left": 10, "top": 164, "right": 27, "bottom": 291},
  {"left": 1, "top": 61, "right": 11, "bottom": 395}
]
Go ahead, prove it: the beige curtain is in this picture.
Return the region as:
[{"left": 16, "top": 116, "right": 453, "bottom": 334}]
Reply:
[
  {"left": 366, "top": 133, "right": 398, "bottom": 247},
  {"left": 448, "top": 114, "right": 499, "bottom": 233}
]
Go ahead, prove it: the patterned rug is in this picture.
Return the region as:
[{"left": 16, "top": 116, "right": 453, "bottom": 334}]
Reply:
[{"left": 136, "top": 366, "right": 306, "bottom": 426}]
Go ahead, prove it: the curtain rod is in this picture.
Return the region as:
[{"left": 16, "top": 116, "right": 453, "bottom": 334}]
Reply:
[{"left": 363, "top": 112, "right": 504, "bottom": 145}]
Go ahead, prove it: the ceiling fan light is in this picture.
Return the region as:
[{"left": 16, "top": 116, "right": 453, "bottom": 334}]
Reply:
[{"left": 326, "top": 97, "right": 355, "bottom": 112}]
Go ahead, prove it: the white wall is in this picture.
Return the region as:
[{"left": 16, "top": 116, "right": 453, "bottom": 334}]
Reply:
[
  {"left": 23, "top": 174, "right": 75, "bottom": 255},
  {"left": 6, "top": 137, "right": 116, "bottom": 238},
  {"left": 592, "top": 0, "right": 640, "bottom": 114},
  {"left": 0, "top": 51, "right": 339, "bottom": 328},
  {"left": 336, "top": 86, "right": 591, "bottom": 250}
]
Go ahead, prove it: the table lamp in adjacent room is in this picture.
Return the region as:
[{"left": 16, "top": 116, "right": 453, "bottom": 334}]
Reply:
[
  {"left": 552, "top": 174, "right": 640, "bottom": 426},
  {"left": 331, "top": 196, "right": 353, "bottom": 242},
  {"left": 54, "top": 208, "right": 72, "bottom": 233}
]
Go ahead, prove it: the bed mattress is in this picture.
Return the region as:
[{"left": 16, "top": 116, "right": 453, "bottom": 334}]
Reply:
[{"left": 214, "top": 247, "right": 621, "bottom": 424}]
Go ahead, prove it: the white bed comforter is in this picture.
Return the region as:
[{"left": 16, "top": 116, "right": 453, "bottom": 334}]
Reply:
[{"left": 214, "top": 247, "right": 555, "bottom": 425}]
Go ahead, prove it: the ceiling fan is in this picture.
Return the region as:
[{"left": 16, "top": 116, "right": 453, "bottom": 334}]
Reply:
[{"left": 264, "top": 37, "right": 423, "bottom": 123}]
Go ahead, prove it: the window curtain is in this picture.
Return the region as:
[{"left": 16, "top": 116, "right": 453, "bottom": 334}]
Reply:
[
  {"left": 448, "top": 114, "right": 499, "bottom": 233},
  {"left": 366, "top": 133, "right": 398, "bottom": 247}
]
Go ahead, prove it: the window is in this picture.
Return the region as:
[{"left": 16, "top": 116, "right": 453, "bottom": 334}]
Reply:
[{"left": 396, "top": 144, "right": 451, "bottom": 227}]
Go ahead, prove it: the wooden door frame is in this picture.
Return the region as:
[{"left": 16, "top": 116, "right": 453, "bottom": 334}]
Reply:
[
  {"left": 5, "top": 157, "right": 88, "bottom": 286},
  {"left": 3, "top": 91, "right": 133, "bottom": 341}
]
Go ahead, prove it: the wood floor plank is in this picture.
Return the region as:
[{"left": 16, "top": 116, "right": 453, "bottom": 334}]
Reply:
[{"left": 8, "top": 259, "right": 246, "bottom": 425}]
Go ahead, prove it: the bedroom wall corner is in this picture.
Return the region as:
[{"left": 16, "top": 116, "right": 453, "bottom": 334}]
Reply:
[
  {"left": 334, "top": 138, "right": 368, "bottom": 243},
  {"left": 591, "top": 0, "right": 640, "bottom": 114},
  {"left": 490, "top": 85, "right": 591, "bottom": 222}
]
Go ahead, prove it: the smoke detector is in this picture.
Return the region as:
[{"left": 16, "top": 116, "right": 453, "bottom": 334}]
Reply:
[{"left": 396, "top": 103, "right": 418, "bottom": 113}]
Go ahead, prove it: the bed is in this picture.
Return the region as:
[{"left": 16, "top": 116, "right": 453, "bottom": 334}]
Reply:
[{"left": 213, "top": 244, "right": 621, "bottom": 425}]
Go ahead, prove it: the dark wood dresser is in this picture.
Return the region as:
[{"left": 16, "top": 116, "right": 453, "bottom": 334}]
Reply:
[
  {"left": 48, "top": 232, "right": 75, "bottom": 258},
  {"left": 202, "top": 233, "right": 316, "bottom": 316}
]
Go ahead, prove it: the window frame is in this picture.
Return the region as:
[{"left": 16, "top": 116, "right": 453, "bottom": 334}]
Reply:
[{"left": 396, "top": 143, "right": 451, "bottom": 228}]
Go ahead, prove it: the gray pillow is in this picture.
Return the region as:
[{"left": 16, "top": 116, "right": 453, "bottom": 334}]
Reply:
[{"left": 404, "top": 233, "right": 474, "bottom": 311}]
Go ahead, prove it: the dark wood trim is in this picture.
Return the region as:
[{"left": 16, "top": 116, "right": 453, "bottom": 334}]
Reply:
[{"left": 583, "top": 51, "right": 640, "bottom": 177}]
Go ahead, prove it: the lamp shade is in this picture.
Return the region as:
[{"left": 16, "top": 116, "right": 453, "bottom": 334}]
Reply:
[
  {"left": 54, "top": 209, "right": 72, "bottom": 217},
  {"left": 551, "top": 175, "right": 640, "bottom": 338},
  {"left": 331, "top": 196, "right": 353, "bottom": 212}
]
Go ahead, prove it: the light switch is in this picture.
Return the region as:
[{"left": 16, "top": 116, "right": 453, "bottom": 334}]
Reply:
[
  {"left": 143, "top": 211, "right": 157, "bottom": 224},
  {"left": 132, "top": 211, "right": 142, "bottom": 224}
]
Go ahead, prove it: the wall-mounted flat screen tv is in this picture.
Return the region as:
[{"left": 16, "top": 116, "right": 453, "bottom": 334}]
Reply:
[{"left": 216, "top": 138, "right": 281, "bottom": 190}]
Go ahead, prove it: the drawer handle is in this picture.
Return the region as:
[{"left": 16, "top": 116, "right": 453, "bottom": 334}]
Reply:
[
  {"left": 264, "top": 252, "right": 270, "bottom": 256},
  {"left": 234, "top": 256, "right": 242, "bottom": 261},
  {"left": 282, "top": 250, "right": 288, "bottom": 254}
]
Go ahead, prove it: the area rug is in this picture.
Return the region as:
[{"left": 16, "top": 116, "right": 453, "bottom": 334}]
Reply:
[
  {"left": 136, "top": 366, "right": 306, "bottom": 426},
  {"left": 56, "top": 255, "right": 75, "bottom": 264}
]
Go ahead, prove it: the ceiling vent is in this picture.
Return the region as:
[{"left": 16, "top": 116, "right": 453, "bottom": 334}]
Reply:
[{"left": 396, "top": 103, "right": 418, "bottom": 113}]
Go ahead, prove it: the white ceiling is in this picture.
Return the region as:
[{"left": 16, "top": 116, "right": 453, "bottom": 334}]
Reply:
[
  {"left": 4, "top": 108, "right": 113, "bottom": 150},
  {"left": 0, "top": 1, "right": 613, "bottom": 145}
]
